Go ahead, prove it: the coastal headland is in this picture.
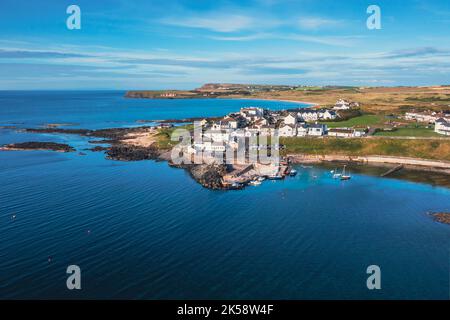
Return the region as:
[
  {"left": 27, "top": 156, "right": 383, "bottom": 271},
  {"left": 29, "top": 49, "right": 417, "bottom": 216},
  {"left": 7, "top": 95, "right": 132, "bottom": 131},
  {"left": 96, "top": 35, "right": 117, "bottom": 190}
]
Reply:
[
  {"left": 2, "top": 123, "right": 450, "bottom": 190},
  {"left": 125, "top": 83, "right": 450, "bottom": 114},
  {"left": 2, "top": 84, "right": 450, "bottom": 190}
]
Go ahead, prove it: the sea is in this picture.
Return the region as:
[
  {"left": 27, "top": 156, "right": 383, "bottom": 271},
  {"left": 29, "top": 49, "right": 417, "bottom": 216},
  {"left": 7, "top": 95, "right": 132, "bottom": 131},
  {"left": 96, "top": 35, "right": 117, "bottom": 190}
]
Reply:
[{"left": 0, "top": 91, "right": 449, "bottom": 299}]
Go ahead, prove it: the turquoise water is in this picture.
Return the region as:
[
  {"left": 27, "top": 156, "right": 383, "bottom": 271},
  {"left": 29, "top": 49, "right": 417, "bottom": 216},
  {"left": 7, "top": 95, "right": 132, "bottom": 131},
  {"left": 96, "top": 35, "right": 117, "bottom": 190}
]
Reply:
[{"left": 0, "top": 91, "right": 449, "bottom": 299}]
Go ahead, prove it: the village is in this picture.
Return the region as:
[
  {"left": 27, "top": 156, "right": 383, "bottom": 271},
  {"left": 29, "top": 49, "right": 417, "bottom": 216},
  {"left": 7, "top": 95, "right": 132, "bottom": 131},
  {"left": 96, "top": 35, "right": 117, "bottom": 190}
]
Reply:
[
  {"left": 404, "top": 110, "right": 450, "bottom": 135},
  {"left": 166, "top": 99, "right": 365, "bottom": 189},
  {"left": 163, "top": 97, "right": 450, "bottom": 189},
  {"left": 185, "top": 99, "right": 365, "bottom": 156}
]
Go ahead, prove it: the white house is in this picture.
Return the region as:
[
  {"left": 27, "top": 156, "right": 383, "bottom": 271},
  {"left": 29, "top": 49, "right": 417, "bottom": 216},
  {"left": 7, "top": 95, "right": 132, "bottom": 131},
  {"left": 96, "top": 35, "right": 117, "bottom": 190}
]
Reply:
[
  {"left": 328, "top": 128, "right": 354, "bottom": 138},
  {"left": 299, "top": 110, "right": 319, "bottom": 122},
  {"left": 211, "top": 119, "right": 237, "bottom": 130},
  {"left": 321, "top": 110, "right": 337, "bottom": 120},
  {"left": 279, "top": 124, "right": 296, "bottom": 137},
  {"left": 307, "top": 124, "right": 327, "bottom": 136},
  {"left": 253, "top": 118, "right": 268, "bottom": 128},
  {"left": 333, "top": 99, "right": 351, "bottom": 110},
  {"left": 296, "top": 124, "right": 309, "bottom": 137},
  {"left": 435, "top": 118, "right": 450, "bottom": 135},
  {"left": 259, "top": 125, "right": 275, "bottom": 136},
  {"left": 405, "top": 111, "right": 450, "bottom": 124},
  {"left": 203, "top": 130, "right": 230, "bottom": 142},
  {"left": 283, "top": 113, "right": 297, "bottom": 125},
  {"left": 240, "top": 107, "right": 264, "bottom": 120},
  {"left": 328, "top": 128, "right": 365, "bottom": 137},
  {"left": 222, "top": 118, "right": 238, "bottom": 129}
]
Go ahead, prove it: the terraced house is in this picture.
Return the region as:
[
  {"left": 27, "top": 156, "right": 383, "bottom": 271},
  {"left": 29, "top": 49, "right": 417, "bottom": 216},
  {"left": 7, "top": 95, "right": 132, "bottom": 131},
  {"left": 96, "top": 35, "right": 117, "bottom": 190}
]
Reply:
[{"left": 435, "top": 118, "right": 450, "bottom": 136}]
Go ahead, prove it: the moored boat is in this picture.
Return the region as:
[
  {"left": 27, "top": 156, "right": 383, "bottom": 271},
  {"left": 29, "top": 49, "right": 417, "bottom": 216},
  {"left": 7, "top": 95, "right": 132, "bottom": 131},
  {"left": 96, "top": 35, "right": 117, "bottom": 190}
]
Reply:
[
  {"left": 230, "top": 182, "right": 244, "bottom": 189},
  {"left": 332, "top": 168, "right": 342, "bottom": 179},
  {"left": 340, "top": 165, "right": 351, "bottom": 180},
  {"left": 267, "top": 174, "right": 283, "bottom": 180}
]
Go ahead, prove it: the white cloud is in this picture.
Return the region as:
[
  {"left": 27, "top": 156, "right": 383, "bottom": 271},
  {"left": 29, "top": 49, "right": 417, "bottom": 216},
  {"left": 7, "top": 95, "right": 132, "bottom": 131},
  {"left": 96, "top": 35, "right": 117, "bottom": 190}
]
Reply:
[
  {"left": 285, "top": 34, "right": 362, "bottom": 46},
  {"left": 208, "top": 33, "right": 271, "bottom": 41},
  {"left": 161, "top": 14, "right": 256, "bottom": 32},
  {"left": 298, "top": 17, "right": 343, "bottom": 30}
]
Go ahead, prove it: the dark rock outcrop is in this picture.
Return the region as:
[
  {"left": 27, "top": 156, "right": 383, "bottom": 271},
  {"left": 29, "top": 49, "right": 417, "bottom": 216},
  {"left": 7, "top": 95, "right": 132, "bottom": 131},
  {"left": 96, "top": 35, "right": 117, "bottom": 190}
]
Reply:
[
  {"left": 25, "top": 126, "right": 154, "bottom": 141},
  {"left": 1, "top": 141, "right": 75, "bottom": 152},
  {"left": 106, "top": 144, "right": 161, "bottom": 161},
  {"left": 87, "top": 146, "right": 110, "bottom": 152},
  {"left": 171, "top": 163, "right": 228, "bottom": 189},
  {"left": 430, "top": 212, "right": 450, "bottom": 225}
]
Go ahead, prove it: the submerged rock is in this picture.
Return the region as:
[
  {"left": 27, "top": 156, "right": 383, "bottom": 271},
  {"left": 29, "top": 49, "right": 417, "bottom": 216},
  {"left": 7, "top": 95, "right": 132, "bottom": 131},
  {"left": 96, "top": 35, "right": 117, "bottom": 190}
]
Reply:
[
  {"left": 430, "top": 212, "right": 450, "bottom": 225},
  {"left": 87, "top": 146, "right": 110, "bottom": 152}
]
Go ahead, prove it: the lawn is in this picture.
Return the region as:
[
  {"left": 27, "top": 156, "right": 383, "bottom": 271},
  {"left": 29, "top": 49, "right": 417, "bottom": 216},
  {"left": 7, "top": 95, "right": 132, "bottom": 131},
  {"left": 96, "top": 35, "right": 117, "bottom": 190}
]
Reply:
[
  {"left": 155, "top": 124, "right": 194, "bottom": 149},
  {"left": 321, "top": 115, "right": 381, "bottom": 128},
  {"left": 375, "top": 127, "right": 441, "bottom": 137},
  {"left": 281, "top": 137, "right": 450, "bottom": 161}
]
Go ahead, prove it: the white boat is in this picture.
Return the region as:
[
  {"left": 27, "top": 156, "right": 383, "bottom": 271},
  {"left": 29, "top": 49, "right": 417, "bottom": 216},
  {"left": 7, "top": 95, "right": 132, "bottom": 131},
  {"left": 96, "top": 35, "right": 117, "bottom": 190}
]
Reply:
[
  {"left": 332, "top": 168, "right": 342, "bottom": 179},
  {"left": 340, "top": 165, "right": 351, "bottom": 180},
  {"left": 249, "top": 180, "right": 262, "bottom": 186},
  {"left": 257, "top": 176, "right": 265, "bottom": 182}
]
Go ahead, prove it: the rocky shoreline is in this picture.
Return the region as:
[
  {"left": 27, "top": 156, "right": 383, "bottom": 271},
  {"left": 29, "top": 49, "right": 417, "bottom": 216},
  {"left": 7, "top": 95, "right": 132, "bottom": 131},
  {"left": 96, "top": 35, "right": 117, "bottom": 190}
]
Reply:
[
  {"left": 5, "top": 126, "right": 231, "bottom": 190},
  {"left": 170, "top": 162, "right": 229, "bottom": 189},
  {"left": 4, "top": 126, "right": 450, "bottom": 193},
  {"left": 0, "top": 141, "right": 75, "bottom": 152}
]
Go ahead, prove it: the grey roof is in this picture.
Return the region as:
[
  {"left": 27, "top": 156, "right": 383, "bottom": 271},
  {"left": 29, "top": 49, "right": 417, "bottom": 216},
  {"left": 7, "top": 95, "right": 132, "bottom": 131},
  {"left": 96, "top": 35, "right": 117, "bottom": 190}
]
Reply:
[{"left": 309, "top": 123, "right": 325, "bottom": 129}]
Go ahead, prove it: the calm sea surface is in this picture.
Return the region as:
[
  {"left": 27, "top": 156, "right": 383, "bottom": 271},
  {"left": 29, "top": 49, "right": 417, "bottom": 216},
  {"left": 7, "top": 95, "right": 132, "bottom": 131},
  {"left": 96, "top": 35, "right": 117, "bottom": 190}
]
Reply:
[{"left": 0, "top": 91, "right": 449, "bottom": 299}]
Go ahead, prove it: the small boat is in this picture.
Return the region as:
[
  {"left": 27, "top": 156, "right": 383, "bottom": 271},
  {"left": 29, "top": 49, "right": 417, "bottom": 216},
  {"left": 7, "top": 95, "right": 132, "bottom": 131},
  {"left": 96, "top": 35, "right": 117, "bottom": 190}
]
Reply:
[
  {"left": 267, "top": 174, "right": 283, "bottom": 180},
  {"left": 289, "top": 169, "right": 298, "bottom": 176},
  {"left": 249, "top": 180, "right": 262, "bottom": 186},
  {"left": 332, "top": 168, "right": 342, "bottom": 179},
  {"left": 340, "top": 165, "right": 351, "bottom": 180},
  {"left": 230, "top": 182, "right": 244, "bottom": 189},
  {"left": 257, "top": 176, "right": 265, "bottom": 182}
]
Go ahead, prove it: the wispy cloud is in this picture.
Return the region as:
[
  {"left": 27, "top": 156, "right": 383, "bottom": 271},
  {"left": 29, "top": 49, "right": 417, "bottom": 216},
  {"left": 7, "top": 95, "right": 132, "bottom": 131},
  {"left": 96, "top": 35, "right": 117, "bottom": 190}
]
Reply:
[
  {"left": 380, "top": 47, "right": 450, "bottom": 59},
  {"left": 208, "top": 33, "right": 271, "bottom": 41},
  {"left": 298, "top": 17, "right": 344, "bottom": 30},
  {"left": 284, "top": 34, "right": 362, "bottom": 47},
  {"left": 161, "top": 14, "right": 258, "bottom": 32},
  {"left": 0, "top": 49, "right": 89, "bottom": 59},
  {"left": 206, "top": 32, "right": 363, "bottom": 47}
]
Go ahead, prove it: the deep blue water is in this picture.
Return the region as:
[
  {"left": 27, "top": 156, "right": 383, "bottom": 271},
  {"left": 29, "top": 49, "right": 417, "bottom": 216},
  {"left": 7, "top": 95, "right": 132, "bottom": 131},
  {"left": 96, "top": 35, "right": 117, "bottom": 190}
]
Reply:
[{"left": 0, "top": 91, "right": 449, "bottom": 299}]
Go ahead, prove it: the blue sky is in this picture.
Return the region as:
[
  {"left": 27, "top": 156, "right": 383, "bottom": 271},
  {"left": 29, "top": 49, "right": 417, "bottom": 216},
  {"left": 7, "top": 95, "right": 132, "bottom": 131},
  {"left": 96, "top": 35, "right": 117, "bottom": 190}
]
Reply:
[{"left": 0, "top": 0, "right": 449, "bottom": 89}]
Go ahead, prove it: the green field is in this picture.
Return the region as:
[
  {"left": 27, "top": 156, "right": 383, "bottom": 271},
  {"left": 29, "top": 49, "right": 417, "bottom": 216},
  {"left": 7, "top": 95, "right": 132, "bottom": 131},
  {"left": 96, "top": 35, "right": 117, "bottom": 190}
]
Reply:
[
  {"left": 375, "top": 127, "right": 440, "bottom": 137},
  {"left": 281, "top": 137, "right": 450, "bottom": 161},
  {"left": 321, "top": 115, "right": 381, "bottom": 128},
  {"left": 155, "top": 124, "right": 194, "bottom": 149}
]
